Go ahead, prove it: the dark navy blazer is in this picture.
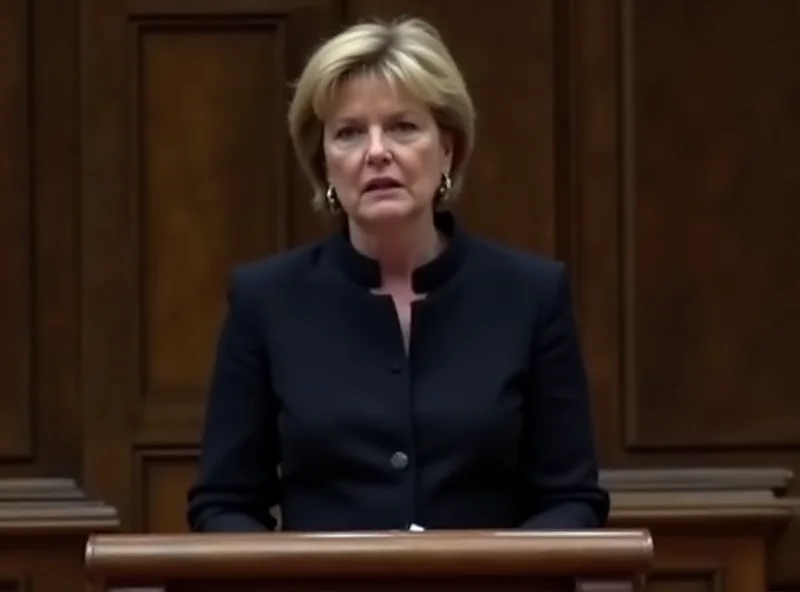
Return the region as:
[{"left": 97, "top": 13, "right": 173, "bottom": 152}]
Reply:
[{"left": 187, "top": 212, "right": 609, "bottom": 532}]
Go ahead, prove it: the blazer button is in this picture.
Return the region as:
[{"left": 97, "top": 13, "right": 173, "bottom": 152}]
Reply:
[
  {"left": 390, "top": 358, "right": 404, "bottom": 373},
  {"left": 390, "top": 451, "right": 409, "bottom": 470}
]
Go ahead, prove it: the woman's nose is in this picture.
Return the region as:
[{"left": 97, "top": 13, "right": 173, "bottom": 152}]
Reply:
[{"left": 365, "top": 128, "right": 391, "bottom": 162}]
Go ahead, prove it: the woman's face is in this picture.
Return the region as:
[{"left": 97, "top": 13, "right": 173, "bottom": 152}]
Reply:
[{"left": 322, "top": 75, "right": 453, "bottom": 227}]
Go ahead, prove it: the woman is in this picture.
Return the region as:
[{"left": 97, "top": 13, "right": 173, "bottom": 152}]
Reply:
[{"left": 187, "top": 16, "right": 609, "bottom": 532}]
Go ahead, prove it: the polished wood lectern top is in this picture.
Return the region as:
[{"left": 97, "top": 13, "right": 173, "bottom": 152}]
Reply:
[{"left": 85, "top": 529, "right": 653, "bottom": 592}]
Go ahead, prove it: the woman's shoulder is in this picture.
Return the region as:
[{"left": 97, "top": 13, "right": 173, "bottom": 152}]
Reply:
[
  {"left": 465, "top": 234, "right": 567, "bottom": 287},
  {"left": 462, "top": 235, "right": 575, "bottom": 330},
  {"left": 226, "top": 240, "right": 326, "bottom": 295}
]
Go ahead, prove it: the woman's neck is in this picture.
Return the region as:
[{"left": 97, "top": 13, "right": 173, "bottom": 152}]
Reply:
[{"left": 348, "top": 215, "right": 444, "bottom": 289}]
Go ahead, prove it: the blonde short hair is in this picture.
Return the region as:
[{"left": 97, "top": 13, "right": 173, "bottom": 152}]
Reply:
[{"left": 287, "top": 17, "right": 476, "bottom": 211}]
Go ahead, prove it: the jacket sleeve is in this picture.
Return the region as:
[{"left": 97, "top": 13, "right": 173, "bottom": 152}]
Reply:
[
  {"left": 518, "top": 263, "right": 610, "bottom": 530},
  {"left": 186, "top": 269, "right": 279, "bottom": 532}
]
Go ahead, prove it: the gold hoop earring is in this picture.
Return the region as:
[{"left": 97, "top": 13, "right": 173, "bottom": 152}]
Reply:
[
  {"left": 325, "top": 184, "right": 341, "bottom": 213},
  {"left": 435, "top": 172, "right": 453, "bottom": 207}
]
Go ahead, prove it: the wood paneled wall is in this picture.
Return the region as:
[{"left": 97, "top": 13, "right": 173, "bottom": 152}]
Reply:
[{"left": 2, "top": 0, "right": 799, "bottom": 588}]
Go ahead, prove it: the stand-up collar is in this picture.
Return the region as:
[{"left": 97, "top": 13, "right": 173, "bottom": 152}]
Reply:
[{"left": 326, "top": 211, "right": 468, "bottom": 293}]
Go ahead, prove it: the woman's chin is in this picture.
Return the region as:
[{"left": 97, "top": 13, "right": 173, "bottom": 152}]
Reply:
[{"left": 357, "top": 198, "right": 417, "bottom": 222}]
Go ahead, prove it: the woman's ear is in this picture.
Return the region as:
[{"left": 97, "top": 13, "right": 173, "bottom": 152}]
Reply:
[{"left": 440, "top": 130, "right": 454, "bottom": 171}]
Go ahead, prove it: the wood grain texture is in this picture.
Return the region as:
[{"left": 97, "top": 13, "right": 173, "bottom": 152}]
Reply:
[
  {"left": 0, "top": 478, "right": 118, "bottom": 592},
  {"left": 135, "top": 18, "right": 283, "bottom": 405},
  {"left": 105, "top": 580, "right": 633, "bottom": 592},
  {"left": 104, "top": 581, "right": 628, "bottom": 592},
  {"left": 624, "top": 0, "right": 800, "bottom": 450},
  {"left": 0, "top": 0, "right": 33, "bottom": 463},
  {"left": 80, "top": 0, "right": 339, "bottom": 528},
  {"left": 573, "top": 1, "right": 800, "bottom": 585},
  {"left": 604, "top": 468, "right": 793, "bottom": 592},
  {"left": 86, "top": 530, "right": 651, "bottom": 592},
  {"left": 0, "top": 478, "right": 118, "bottom": 533},
  {"left": 0, "top": 0, "right": 82, "bottom": 478}
]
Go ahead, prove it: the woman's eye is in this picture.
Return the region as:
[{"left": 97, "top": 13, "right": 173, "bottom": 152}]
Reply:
[
  {"left": 393, "top": 121, "right": 417, "bottom": 132},
  {"left": 335, "top": 127, "right": 361, "bottom": 140}
]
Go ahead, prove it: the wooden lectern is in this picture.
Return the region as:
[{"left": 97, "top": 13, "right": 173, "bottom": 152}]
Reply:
[{"left": 85, "top": 529, "right": 653, "bottom": 592}]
